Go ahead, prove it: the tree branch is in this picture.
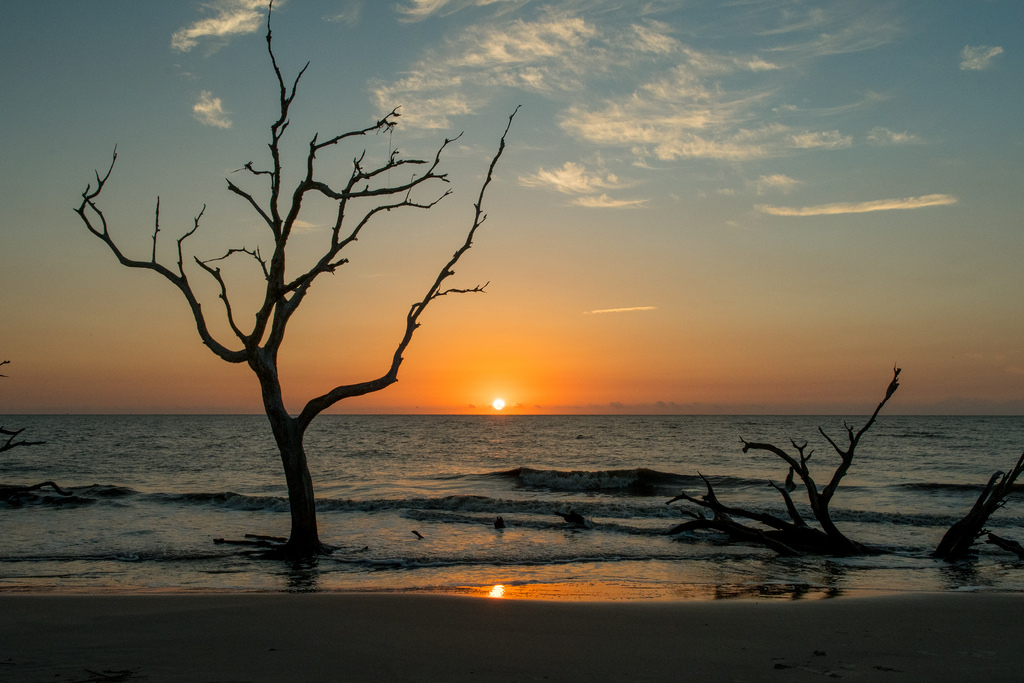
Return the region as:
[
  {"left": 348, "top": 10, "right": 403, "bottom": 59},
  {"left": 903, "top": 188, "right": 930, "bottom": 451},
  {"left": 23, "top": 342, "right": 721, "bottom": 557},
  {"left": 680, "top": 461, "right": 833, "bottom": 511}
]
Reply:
[
  {"left": 1, "top": 426, "right": 46, "bottom": 453},
  {"left": 75, "top": 152, "right": 247, "bottom": 364},
  {"left": 295, "top": 107, "right": 520, "bottom": 428}
]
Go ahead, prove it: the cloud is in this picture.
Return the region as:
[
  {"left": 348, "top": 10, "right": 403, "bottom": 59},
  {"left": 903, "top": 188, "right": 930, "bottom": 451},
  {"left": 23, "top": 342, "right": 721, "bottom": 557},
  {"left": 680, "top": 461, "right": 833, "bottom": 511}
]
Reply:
[
  {"left": 518, "top": 162, "right": 645, "bottom": 207},
  {"left": 960, "top": 45, "right": 1003, "bottom": 71},
  {"left": 447, "top": 15, "right": 597, "bottom": 69},
  {"left": 756, "top": 174, "right": 802, "bottom": 194},
  {"left": 372, "top": 11, "right": 599, "bottom": 125},
  {"left": 631, "top": 22, "right": 679, "bottom": 55},
  {"left": 193, "top": 91, "right": 232, "bottom": 128},
  {"left": 172, "top": 0, "right": 270, "bottom": 52},
  {"left": 866, "top": 126, "right": 921, "bottom": 145},
  {"left": 396, "top": 0, "right": 551, "bottom": 22},
  {"left": 326, "top": 2, "right": 362, "bottom": 25},
  {"left": 375, "top": 3, "right": 900, "bottom": 167},
  {"left": 757, "top": 193, "right": 958, "bottom": 217},
  {"left": 573, "top": 194, "right": 648, "bottom": 209},
  {"left": 519, "top": 162, "right": 631, "bottom": 194},
  {"left": 763, "top": 7, "right": 901, "bottom": 58},
  {"left": 787, "top": 130, "right": 852, "bottom": 150},
  {"left": 584, "top": 306, "right": 656, "bottom": 314}
]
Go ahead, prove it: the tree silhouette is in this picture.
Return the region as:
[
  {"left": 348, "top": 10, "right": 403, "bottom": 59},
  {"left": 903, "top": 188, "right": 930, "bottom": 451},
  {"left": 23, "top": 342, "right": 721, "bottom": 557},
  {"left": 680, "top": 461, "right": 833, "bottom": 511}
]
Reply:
[{"left": 75, "top": 10, "right": 516, "bottom": 556}]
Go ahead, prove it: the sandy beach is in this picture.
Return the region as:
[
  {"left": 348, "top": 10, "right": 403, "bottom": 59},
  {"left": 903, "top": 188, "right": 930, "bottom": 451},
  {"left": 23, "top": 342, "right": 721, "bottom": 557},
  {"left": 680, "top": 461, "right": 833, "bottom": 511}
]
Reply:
[{"left": 1, "top": 592, "right": 1022, "bottom": 682}]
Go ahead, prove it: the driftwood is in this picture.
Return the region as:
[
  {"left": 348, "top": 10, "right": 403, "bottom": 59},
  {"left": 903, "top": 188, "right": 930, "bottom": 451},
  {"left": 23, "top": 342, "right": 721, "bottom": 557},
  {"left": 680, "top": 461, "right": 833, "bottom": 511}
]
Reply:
[
  {"left": 213, "top": 533, "right": 288, "bottom": 548},
  {"left": 933, "top": 452, "right": 1024, "bottom": 560},
  {"left": 667, "top": 367, "right": 901, "bottom": 556},
  {"left": 1, "top": 362, "right": 46, "bottom": 453},
  {"left": 986, "top": 532, "right": 1024, "bottom": 559},
  {"left": 0, "top": 425, "right": 45, "bottom": 453},
  {"left": 0, "top": 481, "right": 72, "bottom": 501},
  {"left": 557, "top": 510, "right": 590, "bottom": 528}
]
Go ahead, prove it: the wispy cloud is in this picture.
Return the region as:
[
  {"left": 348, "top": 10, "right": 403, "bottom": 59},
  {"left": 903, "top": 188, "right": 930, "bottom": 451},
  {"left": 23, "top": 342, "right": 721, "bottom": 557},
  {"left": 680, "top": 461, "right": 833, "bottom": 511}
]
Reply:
[
  {"left": 787, "top": 130, "right": 852, "bottom": 150},
  {"left": 193, "top": 91, "right": 232, "bottom": 128},
  {"left": 397, "top": 0, "right": 529, "bottom": 22},
  {"left": 518, "top": 161, "right": 647, "bottom": 206},
  {"left": 866, "top": 126, "right": 921, "bottom": 145},
  {"left": 573, "top": 194, "right": 647, "bottom": 209},
  {"left": 326, "top": 1, "right": 362, "bottom": 25},
  {"left": 757, "top": 194, "right": 958, "bottom": 217},
  {"left": 960, "top": 45, "right": 1003, "bottom": 71},
  {"left": 763, "top": 6, "right": 901, "bottom": 58},
  {"left": 375, "top": 3, "right": 900, "bottom": 167},
  {"left": 519, "top": 162, "right": 631, "bottom": 194},
  {"left": 172, "top": 0, "right": 270, "bottom": 53},
  {"left": 756, "top": 174, "right": 802, "bottom": 194},
  {"left": 584, "top": 306, "right": 656, "bottom": 314},
  {"left": 373, "top": 11, "right": 601, "bottom": 126}
]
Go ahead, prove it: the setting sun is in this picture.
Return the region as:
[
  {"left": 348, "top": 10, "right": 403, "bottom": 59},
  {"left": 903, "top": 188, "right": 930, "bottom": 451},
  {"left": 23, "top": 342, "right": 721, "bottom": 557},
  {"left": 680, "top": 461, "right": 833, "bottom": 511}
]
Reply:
[{"left": 491, "top": 398, "right": 506, "bottom": 411}]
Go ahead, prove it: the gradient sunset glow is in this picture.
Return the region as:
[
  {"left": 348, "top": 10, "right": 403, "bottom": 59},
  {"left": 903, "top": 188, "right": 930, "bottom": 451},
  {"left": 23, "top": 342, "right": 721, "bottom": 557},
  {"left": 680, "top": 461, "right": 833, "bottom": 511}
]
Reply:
[{"left": 1, "top": 1, "right": 1022, "bottom": 415}]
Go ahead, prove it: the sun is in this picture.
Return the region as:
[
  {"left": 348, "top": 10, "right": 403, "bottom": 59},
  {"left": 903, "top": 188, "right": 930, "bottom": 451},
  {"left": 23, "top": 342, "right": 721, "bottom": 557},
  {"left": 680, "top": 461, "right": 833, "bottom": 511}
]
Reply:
[{"left": 491, "top": 398, "right": 506, "bottom": 411}]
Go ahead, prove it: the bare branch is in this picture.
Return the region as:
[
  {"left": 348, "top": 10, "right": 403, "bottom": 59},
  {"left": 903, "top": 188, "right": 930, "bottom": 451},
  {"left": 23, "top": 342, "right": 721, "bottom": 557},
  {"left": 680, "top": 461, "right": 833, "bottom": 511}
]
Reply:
[
  {"left": 295, "top": 107, "right": 520, "bottom": 428},
  {"left": 0, "top": 425, "right": 46, "bottom": 453},
  {"left": 151, "top": 197, "right": 160, "bottom": 263},
  {"left": 75, "top": 153, "right": 246, "bottom": 364},
  {"left": 202, "top": 246, "right": 269, "bottom": 280}
]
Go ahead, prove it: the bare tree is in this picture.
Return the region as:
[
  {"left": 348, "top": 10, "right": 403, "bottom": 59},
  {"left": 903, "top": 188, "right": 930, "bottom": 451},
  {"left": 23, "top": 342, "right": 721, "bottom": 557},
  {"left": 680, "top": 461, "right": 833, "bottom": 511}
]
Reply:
[
  {"left": 667, "top": 367, "right": 901, "bottom": 556},
  {"left": 75, "top": 9, "right": 516, "bottom": 556}
]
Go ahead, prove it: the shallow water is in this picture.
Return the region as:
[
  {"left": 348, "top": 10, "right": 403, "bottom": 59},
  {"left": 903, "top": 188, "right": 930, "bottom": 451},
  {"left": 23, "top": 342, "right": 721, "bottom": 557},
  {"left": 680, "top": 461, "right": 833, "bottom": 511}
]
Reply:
[{"left": 2, "top": 414, "right": 1023, "bottom": 598}]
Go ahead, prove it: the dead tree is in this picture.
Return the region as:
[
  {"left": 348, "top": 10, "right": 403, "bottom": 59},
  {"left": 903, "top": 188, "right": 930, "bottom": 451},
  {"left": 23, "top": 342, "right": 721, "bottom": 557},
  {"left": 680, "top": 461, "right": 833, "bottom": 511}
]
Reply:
[
  {"left": 667, "top": 367, "right": 901, "bottom": 556},
  {"left": 75, "top": 7, "right": 516, "bottom": 556},
  {"left": 933, "top": 451, "right": 1024, "bottom": 561}
]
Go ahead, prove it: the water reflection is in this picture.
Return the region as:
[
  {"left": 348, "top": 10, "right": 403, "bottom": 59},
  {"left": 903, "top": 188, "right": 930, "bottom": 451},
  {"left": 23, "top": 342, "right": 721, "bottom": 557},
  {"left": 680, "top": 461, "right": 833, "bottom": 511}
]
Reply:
[
  {"left": 284, "top": 557, "right": 321, "bottom": 593},
  {"left": 443, "top": 581, "right": 842, "bottom": 601}
]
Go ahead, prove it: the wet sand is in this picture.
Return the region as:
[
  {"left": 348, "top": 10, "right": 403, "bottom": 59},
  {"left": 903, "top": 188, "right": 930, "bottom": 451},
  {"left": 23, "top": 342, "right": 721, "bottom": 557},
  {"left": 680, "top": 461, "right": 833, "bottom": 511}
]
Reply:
[{"left": 1, "top": 592, "right": 1021, "bottom": 681}]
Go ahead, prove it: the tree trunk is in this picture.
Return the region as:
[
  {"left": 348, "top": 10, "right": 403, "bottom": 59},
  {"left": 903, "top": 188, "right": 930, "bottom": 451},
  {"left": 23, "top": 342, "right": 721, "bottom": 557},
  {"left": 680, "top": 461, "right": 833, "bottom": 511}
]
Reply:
[
  {"left": 273, "top": 419, "right": 324, "bottom": 555},
  {"left": 254, "top": 351, "right": 326, "bottom": 556}
]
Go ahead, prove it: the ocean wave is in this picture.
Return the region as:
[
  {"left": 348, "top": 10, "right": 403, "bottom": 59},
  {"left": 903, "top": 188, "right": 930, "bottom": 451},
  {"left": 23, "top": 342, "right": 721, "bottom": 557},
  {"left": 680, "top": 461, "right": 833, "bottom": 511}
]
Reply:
[
  {"left": 897, "top": 482, "right": 995, "bottom": 492},
  {"left": 151, "top": 491, "right": 290, "bottom": 512},
  {"left": 0, "top": 483, "right": 139, "bottom": 508},
  {"left": 491, "top": 466, "right": 700, "bottom": 494}
]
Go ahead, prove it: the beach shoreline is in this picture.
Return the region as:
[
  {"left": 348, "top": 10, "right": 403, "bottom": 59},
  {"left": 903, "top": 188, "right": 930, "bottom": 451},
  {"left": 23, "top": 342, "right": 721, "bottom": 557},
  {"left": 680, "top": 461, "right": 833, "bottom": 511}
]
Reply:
[{"left": 2, "top": 591, "right": 1022, "bottom": 682}]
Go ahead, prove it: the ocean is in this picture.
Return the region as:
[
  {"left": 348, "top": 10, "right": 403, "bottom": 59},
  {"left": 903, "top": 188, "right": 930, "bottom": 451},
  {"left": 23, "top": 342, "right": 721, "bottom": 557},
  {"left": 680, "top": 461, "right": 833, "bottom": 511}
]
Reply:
[{"left": 2, "top": 414, "right": 1023, "bottom": 599}]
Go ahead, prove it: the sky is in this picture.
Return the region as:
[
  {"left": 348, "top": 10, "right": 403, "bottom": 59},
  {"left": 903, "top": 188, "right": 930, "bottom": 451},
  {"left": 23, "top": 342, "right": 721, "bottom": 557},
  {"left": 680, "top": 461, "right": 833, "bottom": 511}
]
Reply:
[{"left": 1, "top": 0, "right": 1022, "bottom": 415}]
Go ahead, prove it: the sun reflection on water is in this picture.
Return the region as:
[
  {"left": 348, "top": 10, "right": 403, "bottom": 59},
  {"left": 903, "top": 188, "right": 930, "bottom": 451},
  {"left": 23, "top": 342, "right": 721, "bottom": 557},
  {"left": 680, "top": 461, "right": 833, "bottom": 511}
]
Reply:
[{"left": 488, "top": 584, "right": 505, "bottom": 598}]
